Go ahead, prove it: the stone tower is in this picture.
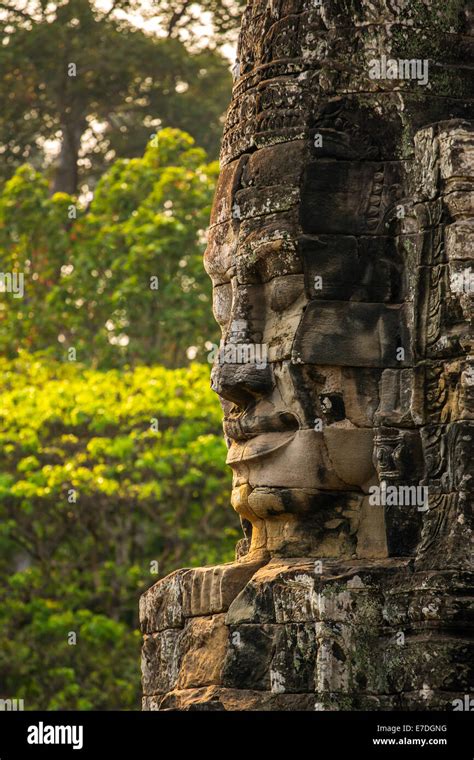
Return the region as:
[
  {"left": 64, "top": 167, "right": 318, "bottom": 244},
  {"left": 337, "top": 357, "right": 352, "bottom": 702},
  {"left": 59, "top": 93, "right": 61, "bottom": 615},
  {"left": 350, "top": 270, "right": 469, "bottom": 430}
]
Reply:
[{"left": 141, "top": 0, "right": 473, "bottom": 710}]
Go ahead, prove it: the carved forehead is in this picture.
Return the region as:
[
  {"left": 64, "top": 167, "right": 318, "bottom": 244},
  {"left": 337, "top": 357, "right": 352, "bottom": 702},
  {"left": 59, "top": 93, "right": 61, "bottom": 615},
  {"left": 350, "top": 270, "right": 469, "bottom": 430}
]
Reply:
[
  {"left": 205, "top": 140, "right": 303, "bottom": 285},
  {"left": 208, "top": 141, "right": 306, "bottom": 226},
  {"left": 205, "top": 147, "right": 405, "bottom": 288}
]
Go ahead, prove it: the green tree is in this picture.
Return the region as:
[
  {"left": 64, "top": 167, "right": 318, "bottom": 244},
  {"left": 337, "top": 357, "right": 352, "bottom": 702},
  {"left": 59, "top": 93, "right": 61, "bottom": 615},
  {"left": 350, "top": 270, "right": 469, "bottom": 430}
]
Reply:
[
  {"left": 143, "top": 0, "right": 244, "bottom": 44},
  {"left": 0, "top": 0, "right": 233, "bottom": 193},
  {"left": 0, "top": 354, "right": 236, "bottom": 709},
  {"left": 0, "top": 128, "right": 220, "bottom": 367}
]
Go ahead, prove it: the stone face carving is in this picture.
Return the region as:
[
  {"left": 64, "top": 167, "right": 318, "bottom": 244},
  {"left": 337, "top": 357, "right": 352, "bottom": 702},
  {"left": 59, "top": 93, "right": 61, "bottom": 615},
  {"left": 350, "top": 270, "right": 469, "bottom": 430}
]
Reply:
[{"left": 141, "top": 0, "right": 473, "bottom": 710}]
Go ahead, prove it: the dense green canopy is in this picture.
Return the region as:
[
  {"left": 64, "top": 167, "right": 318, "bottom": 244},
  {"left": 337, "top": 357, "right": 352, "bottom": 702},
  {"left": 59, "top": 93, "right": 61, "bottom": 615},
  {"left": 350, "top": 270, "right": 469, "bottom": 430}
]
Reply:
[
  {"left": 0, "top": 355, "right": 236, "bottom": 708},
  {"left": 0, "top": 128, "right": 220, "bottom": 367},
  {"left": 0, "top": 0, "right": 237, "bottom": 193}
]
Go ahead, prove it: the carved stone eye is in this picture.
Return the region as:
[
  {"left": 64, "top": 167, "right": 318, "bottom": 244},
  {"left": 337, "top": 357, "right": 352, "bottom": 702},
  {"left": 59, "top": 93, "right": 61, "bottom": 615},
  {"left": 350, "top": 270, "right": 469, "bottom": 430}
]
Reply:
[{"left": 269, "top": 275, "right": 304, "bottom": 313}]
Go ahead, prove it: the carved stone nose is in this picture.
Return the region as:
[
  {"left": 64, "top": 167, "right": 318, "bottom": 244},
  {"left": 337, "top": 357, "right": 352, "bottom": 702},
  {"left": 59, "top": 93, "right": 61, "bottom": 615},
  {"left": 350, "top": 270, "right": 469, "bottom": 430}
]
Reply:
[{"left": 211, "top": 361, "right": 273, "bottom": 407}]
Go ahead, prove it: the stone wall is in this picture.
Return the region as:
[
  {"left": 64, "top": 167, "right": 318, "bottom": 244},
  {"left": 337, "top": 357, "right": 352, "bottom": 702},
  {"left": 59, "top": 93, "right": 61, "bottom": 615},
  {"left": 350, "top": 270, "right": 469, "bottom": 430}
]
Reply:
[{"left": 141, "top": 0, "right": 473, "bottom": 710}]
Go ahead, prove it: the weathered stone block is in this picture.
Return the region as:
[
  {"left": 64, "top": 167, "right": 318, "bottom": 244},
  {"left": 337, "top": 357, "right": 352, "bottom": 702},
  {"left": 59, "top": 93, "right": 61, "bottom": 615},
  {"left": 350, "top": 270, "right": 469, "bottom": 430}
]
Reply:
[
  {"left": 293, "top": 301, "right": 413, "bottom": 367},
  {"left": 142, "top": 630, "right": 183, "bottom": 695},
  {"left": 301, "top": 234, "right": 406, "bottom": 303},
  {"left": 176, "top": 615, "right": 228, "bottom": 690},
  {"left": 140, "top": 569, "right": 188, "bottom": 634}
]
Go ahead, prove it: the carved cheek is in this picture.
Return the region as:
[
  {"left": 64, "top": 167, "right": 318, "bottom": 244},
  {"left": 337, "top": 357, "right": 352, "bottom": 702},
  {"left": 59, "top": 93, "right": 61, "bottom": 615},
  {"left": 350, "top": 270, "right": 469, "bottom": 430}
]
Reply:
[
  {"left": 269, "top": 275, "right": 305, "bottom": 313},
  {"left": 212, "top": 283, "right": 232, "bottom": 328}
]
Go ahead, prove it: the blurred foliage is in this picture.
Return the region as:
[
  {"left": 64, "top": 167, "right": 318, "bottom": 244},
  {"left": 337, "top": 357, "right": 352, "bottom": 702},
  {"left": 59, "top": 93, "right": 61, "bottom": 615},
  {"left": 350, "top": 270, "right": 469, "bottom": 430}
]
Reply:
[
  {"left": 0, "top": 127, "right": 220, "bottom": 368},
  {"left": 0, "top": 0, "right": 234, "bottom": 193},
  {"left": 0, "top": 354, "right": 237, "bottom": 709},
  {"left": 0, "top": 1, "right": 236, "bottom": 706}
]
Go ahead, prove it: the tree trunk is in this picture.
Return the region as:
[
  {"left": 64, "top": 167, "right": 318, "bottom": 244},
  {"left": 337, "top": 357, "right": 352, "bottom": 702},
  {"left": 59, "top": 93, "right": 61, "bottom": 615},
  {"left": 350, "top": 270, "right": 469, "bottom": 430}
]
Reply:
[{"left": 51, "top": 119, "right": 84, "bottom": 196}]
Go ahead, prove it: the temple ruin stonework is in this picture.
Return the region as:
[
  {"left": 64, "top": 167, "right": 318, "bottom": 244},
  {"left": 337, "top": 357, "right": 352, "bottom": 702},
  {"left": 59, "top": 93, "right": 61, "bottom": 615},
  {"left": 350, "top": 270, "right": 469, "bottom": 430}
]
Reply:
[{"left": 140, "top": 0, "right": 473, "bottom": 710}]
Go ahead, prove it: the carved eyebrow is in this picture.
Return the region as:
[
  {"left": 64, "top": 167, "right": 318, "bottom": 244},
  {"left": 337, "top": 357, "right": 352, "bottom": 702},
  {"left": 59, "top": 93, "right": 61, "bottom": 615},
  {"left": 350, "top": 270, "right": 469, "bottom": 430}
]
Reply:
[{"left": 205, "top": 217, "right": 300, "bottom": 283}]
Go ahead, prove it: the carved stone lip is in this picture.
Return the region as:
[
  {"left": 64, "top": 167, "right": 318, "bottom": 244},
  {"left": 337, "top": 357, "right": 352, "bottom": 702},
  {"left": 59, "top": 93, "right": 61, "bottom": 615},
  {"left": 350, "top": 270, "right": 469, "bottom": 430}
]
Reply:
[
  {"left": 226, "top": 431, "right": 297, "bottom": 464},
  {"left": 223, "top": 411, "right": 299, "bottom": 441}
]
